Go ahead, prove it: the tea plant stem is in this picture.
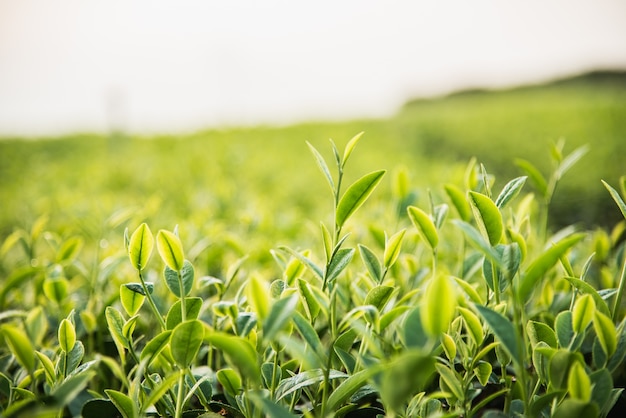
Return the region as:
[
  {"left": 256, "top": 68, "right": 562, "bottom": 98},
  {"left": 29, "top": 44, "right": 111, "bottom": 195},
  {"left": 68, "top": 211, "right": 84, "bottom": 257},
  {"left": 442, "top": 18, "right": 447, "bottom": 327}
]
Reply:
[
  {"left": 175, "top": 370, "right": 186, "bottom": 418},
  {"left": 270, "top": 349, "right": 280, "bottom": 399},
  {"left": 612, "top": 257, "right": 626, "bottom": 321},
  {"left": 138, "top": 270, "right": 166, "bottom": 330},
  {"left": 177, "top": 270, "right": 186, "bottom": 322}
]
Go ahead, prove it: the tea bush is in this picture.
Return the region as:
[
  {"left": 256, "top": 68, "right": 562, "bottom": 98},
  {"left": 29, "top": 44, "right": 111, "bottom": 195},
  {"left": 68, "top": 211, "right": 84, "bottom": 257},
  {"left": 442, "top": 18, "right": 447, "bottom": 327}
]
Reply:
[{"left": 1, "top": 133, "right": 626, "bottom": 418}]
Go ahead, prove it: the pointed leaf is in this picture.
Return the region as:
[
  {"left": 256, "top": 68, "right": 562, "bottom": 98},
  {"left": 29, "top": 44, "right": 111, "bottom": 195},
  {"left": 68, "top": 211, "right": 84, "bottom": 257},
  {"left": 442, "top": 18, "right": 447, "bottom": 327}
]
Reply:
[
  {"left": 120, "top": 284, "right": 146, "bottom": 316},
  {"left": 128, "top": 223, "right": 154, "bottom": 271},
  {"left": 336, "top": 170, "right": 386, "bottom": 228},
  {"left": 358, "top": 244, "right": 382, "bottom": 282},
  {"left": 247, "top": 275, "right": 270, "bottom": 320},
  {"left": 518, "top": 234, "right": 585, "bottom": 301},
  {"left": 495, "top": 176, "right": 527, "bottom": 209},
  {"left": 564, "top": 277, "right": 611, "bottom": 316},
  {"left": 217, "top": 368, "right": 242, "bottom": 397},
  {"left": 278, "top": 246, "right": 323, "bottom": 280},
  {"left": 291, "top": 312, "right": 325, "bottom": 361},
  {"left": 58, "top": 318, "right": 76, "bottom": 353},
  {"left": 204, "top": 332, "right": 260, "bottom": 385},
  {"left": 105, "top": 306, "right": 128, "bottom": 350},
  {"left": 106, "top": 389, "right": 138, "bottom": 418},
  {"left": 263, "top": 294, "right": 298, "bottom": 341},
  {"left": 364, "top": 285, "right": 395, "bottom": 311},
  {"left": 568, "top": 361, "right": 591, "bottom": 402},
  {"left": 422, "top": 276, "right": 457, "bottom": 337},
  {"left": 527, "top": 321, "right": 557, "bottom": 348},
  {"left": 325, "top": 248, "right": 355, "bottom": 284},
  {"left": 1, "top": 325, "right": 35, "bottom": 373},
  {"left": 468, "top": 191, "right": 503, "bottom": 245},
  {"left": 593, "top": 310, "right": 617, "bottom": 356},
  {"left": 297, "top": 278, "right": 322, "bottom": 321},
  {"left": 342, "top": 131, "right": 364, "bottom": 168},
  {"left": 156, "top": 229, "right": 184, "bottom": 271},
  {"left": 140, "top": 330, "right": 172, "bottom": 367},
  {"left": 407, "top": 206, "right": 438, "bottom": 250},
  {"left": 515, "top": 159, "right": 548, "bottom": 197},
  {"left": 458, "top": 307, "right": 484, "bottom": 346},
  {"left": 572, "top": 294, "right": 595, "bottom": 334},
  {"left": 383, "top": 229, "right": 406, "bottom": 269},
  {"left": 556, "top": 145, "right": 589, "bottom": 179},
  {"left": 249, "top": 392, "right": 299, "bottom": 418},
  {"left": 452, "top": 220, "right": 502, "bottom": 265},
  {"left": 474, "top": 304, "right": 520, "bottom": 365},
  {"left": 444, "top": 183, "right": 471, "bottom": 221},
  {"left": 326, "top": 367, "right": 382, "bottom": 412},
  {"left": 306, "top": 141, "right": 335, "bottom": 192},
  {"left": 602, "top": 180, "right": 626, "bottom": 220}
]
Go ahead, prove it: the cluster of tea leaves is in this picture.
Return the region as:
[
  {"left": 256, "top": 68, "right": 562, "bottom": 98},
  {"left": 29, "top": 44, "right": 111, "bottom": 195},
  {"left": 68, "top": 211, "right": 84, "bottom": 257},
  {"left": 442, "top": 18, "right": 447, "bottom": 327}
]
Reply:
[{"left": 1, "top": 130, "right": 626, "bottom": 418}]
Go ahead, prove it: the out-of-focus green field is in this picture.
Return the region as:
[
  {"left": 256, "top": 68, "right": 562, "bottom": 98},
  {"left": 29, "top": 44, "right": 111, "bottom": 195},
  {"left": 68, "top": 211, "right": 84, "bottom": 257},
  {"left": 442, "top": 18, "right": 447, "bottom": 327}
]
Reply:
[{"left": 1, "top": 70, "right": 624, "bottom": 250}]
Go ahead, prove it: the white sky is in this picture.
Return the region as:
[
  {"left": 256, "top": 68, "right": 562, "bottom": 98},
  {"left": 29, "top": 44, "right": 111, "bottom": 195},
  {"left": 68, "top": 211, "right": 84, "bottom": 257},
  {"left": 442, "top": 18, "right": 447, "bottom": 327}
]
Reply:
[{"left": 1, "top": 0, "right": 625, "bottom": 136}]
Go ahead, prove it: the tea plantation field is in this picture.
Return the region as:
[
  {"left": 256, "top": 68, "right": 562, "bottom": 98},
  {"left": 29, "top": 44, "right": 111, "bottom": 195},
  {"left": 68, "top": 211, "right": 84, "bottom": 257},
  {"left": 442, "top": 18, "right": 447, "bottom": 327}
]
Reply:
[{"left": 0, "top": 71, "right": 625, "bottom": 417}]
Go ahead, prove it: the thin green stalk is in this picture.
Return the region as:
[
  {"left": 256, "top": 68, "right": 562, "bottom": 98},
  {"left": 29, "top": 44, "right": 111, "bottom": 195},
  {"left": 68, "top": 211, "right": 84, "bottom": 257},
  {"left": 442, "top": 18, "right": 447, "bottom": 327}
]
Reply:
[
  {"left": 177, "top": 270, "right": 186, "bottom": 322},
  {"left": 138, "top": 270, "right": 166, "bottom": 330},
  {"left": 612, "top": 256, "right": 626, "bottom": 321},
  {"left": 175, "top": 370, "right": 185, "bottom": 418}
]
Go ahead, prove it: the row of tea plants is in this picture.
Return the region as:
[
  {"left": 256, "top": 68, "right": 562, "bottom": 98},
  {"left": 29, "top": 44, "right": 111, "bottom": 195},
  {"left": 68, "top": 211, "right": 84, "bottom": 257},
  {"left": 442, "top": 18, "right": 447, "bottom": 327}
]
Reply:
[{"left": 1, "top": 133, "right": 626, "bottom": 417}]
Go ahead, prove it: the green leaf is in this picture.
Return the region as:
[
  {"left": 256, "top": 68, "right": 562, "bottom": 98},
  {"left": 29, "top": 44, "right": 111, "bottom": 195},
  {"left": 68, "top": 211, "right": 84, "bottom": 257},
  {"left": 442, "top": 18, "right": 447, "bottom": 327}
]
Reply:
[
  {"left": 342, "top": 131, "right": 364, "bottom": 168},
  {"left": 166, "top": 297, "right": 203, "bottom": 329},
  {"left": 205, "top": 332, "right": 260, "bottom": 385},
  {"left": 572, "top": 294, "right": 595, "bottom": 334},
  {"left": 263, "top": 294, "right": 298, "bottom": 341},
  {"left": 106, "top": 306, "right": 128, "bottom": 351},
  {"left": 458, "top": 307, "right": 484, "bottom": 346},
  {"left": 297, "top": 278, "right": 322, "bottom": 321},
  {"left": 140, "top": 330, "right": 172, "bottom": 367},
  {"left": 403, "top": 307, "right": 429, "bottom": 349},
  {"left": 156, "top": 229, "right": 185, "bottom": 271},
  {"left": 380, "top": 351, "right": 436, "bottom": 413},
  {"left": 247, "top": 275, "right": 270, "bottom": 321},
  {"left": 474, "top": 361, "right": 492, "bottom": 386},
  {"left": 563, "top": 277, "right": 611, "bottom": 316},
  {"left": 495, "top": 176, "right": 527, "bottom": 209},
  {"left": 590, "top": 368, "right": 613, "bottom": 410},
  {"left": 326, "top": 367, "right": 382, "bottom": 412},
  {"left": 249, "top": 391, "right": 299, "bottom": 418},
  {"left": 452, "top": 220, "right": 502, "bottom": 266},
  {"left": 364, "top": 285, "right": 395, "bottom": 311},
  {"left": 128, "top": 223, "right": 154, "bottom": 271},
  {"left": 527, "top": 321, "right": 558, "bottom": 348},
  {"left": 336, "top": 170, "right": 386, "bottom": 228},
  {"left": 56, "top": 236, "right": 83, "bottom": 263},
  {"left": 217, "top": 368, "right": 242, "bottom": 398},
  {"left": 422, "top": 275, "right": 457, "bottom": 337},
  {"left": 52, "top": 369, "right": 96, "bottom": 408},
  {"left": 291, "top": 312, "right": 325, "bottom": 362},
  {"left": 568, "top": 361, "right": 591, "bottom": 402},
  {"left": 407, "top": 206, "right": 438, "bottom": 250},
  {"left": 278, "top": 246, "right": 323, "bottom": 281},
  {"left": 383, "top": 229, "right": 406, "bottom": 270},
  {"left": 325, "top": 248, "right": 355, "bottom": 285},
  {"left": 549, "top": 349, "right": 582, "bottom": 390},
  {"left": 321, "top": 222, "right": 333, "bottom": 263},
  {"left": 163, "top": 259, "right": 194, "bottom": 297},
  {"left": 58, "top": 318, "right": 76, "bottom": 353},
  {"left": 43, "top": 277, "right": 69, "bottom": 304},
  {"left": 474, "top": 304, "right": 520, "bottom": 366},
  {"left": 1, "top": 325, "right": 35, "bottom": 373},
  {"left": 593, "top": 310, "right": 617, "bottom": 357},
  {"left": 306, "top": 141, "right": 335, "bottom": 193},
  {"left": 555, "top": 311, "right": 577, "bottom": 348},
  {"left": 106, "top": 389, "right": 138, "bottom": 418},
  {"left": 444, "top": 183, "right": 471, "bottom": 221},
  {"left": 140, "top": 371, "right": 180, "bottom": 414},
  {"left": 602, "top": 179, "right": 626, "bottom": 220},
  {"left": 556, "top": 145, "right": 589, "bottom": 179},
  {"left": 358, "top": 244, "right": 382, "bottom": 282},
  {"left": 275, "top": 369, "right": 347, "bottom": 401},
  {"left": 171, "top": 320, "right": 204, "bottom": 368},
  {"left": 518, "top": 233, "right": 585, "bottom": 301},
  {"left": 35, "top": 351, "right": 56, "bottom": 384},
  {"left": 515, "top": 158, "right": 548, "bottom": 197},
  {"left": 120, "top": 284, "right": 146, "bottom": 316},
  {"left": 453, "top": 276, "right": 484, "bottom": 305},
  {"left": 468, "top": 191, "right": 503, "bottom": 246}
]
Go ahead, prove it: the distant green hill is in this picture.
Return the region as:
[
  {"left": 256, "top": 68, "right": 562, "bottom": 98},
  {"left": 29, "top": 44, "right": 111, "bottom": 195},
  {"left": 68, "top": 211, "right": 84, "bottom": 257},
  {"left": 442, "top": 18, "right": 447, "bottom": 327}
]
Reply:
[{"left": 395, "top": 69, "right": 626, "bottom": 228}]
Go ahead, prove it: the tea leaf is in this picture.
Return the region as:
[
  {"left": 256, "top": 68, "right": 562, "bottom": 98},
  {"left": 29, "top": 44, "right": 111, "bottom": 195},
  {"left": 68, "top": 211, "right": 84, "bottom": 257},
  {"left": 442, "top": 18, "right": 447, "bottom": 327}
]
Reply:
[
  {"left": 407, "top": 206, "right": 438, "bottom": 250},
  {"left": 527, "top": 321, "right": 557, "bottom": 348},
  {"left": 422, "top": 275, "right": 456, "bottom": 337},
  {"left": 140, "top": 330, "right": 172, "bottom": 367},
  {"left": 556, "top": 145, "right": 589, "bottom": 180},
  {"left": 358, "top": 244, "right": 382, "bottom": 283},
  {"left": 140, "top": 371, "right": 180, "bottom": 414},
  {"left": 1, "top": 325, "right": 35, "bottom": 373},
  {"left": 383, "top": 229, "right": 406, "bottom": 270},
  {"left": 52, "top": 369, "right": 96, "bottom": 408},
  {"left": 453, "top": 277, "right": 484, "bottom": 305},
  {"left": 292, "top": 312, "right": 325, "bottom": 361},
  {"left": 474, "top": 305, "right": 520, "bottom": 365},
  {"left": 263, "top": 294, "right": 298, "bottom": 341},
  {"left": 458, "top": 307, "right": 484, "bottom": 346},
  {"left": 403, "top": 307, "right": 429, "bottom": 349},
  {"left": 435, "top": 363, "right": 464, "bottom": 400},
  {"left": 205, "top": 332, "right": 260, "bottom": 385},
  {"left": 474, "top": 361, "right": 492, "bottom": 386},
  {"left": 250, "top": 392, "right": 299, "bottom": 418},
  {"left": 120, "top": 284, "right": 146, "bottom": 316},
  {"left": 106, "top": 389, "right": 138, "bottom": 418},
  {"left": 468, "top": 191, "right": 503, "bottom": 245},
  {"left": 307, "top": 141, "right": 335, "bottom": 193},
  {"left": 166, "top": 297, "right": 203, "bottom": 330},
  {"left": 325, "top": 248, "right": 355, "bottom": 285},
  {"left": 572, "top": 294, "right": 595, "bottom": 334},
  {"left": 593, "top": 310, "right": 617, "bottom": 357},
  {"left": 380, "top": 351, "right": 435, "bottom": 413},
  {"left": 564, "top": 277, "right": 611, "bottom": 316},
  {"left": 217, "top": 368, "right": 242, "bottom": 398},
  {"left": 128, "top": 223, "right": 154, "bottom": 271},
  {"left": 297, "top": 278, "right": 322, "bottom": 321},
  {"left": 247, "top": 275, "right": 270, "bottom": 320},
  {"left": 279, "top": 246, "right": 323, "bottom": 281},
  {"left": 602, "top": 179, "right": 626, "bottom": 220},
  {"left": 515, "top": 158, "right": 548, "bottom": 197},
  {"left": 495, "top": 176, "right": 527, "bottom": 209},
  {"left": 276, "top": 369, "right": 347, "bottom": 401},
  {"left": 164, "top": 260, "right": 195, "bottom": 297},
  {"left": 156, "top": 229, "right": 184, "bottom": 271},
  {"left": 35, "top": 351, "right": 56, "bottom": 384},
  {"left": 549, "top": 350, "right": 581, "bottom": 390},
  {"left": 105, "top": 306, "right": 128, "bottom": 350},
  {"left": 444, "top": 183, "right": 472, "bottom": 221},
  {"left": 364, "top": 285, "right": 395, "bottom": 312},
  {"left": 441, "top": 333, "right": 456, "bottom": 361},
  {"left": 518, "top": 233, "right": 585, "bottom": 301},
  {"left": 171, "top": 320, "right": 204, "bottom": 368},
  {"left": 452, "top": 220, "right": 502, "bottom": 266},
  {"left": 342, "top": 131, "right": 364, "bottom": 168},
  {"left": 56, "top": 236, "right": 83, "bottom": 263},
  {"left": 58, "top": 318, "right": 76, "bottom": 353},
  {"left": 326, "top": 366, "right": 382, "bottom": 412},
  {"left": 568, "top": 361, "right": 591, "bottom": 402},
  {"left": 336, "top": 170, "right": 386, "bottom": 228}
]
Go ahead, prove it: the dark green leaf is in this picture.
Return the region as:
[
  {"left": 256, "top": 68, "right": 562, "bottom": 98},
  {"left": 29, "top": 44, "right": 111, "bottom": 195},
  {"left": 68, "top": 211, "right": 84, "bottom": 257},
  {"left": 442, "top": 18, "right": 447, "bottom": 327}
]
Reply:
[
  {"left": 474, "top": 305, "right": 520, "bottom": 365},
  {"left": 205, "top": 332, "right": 260, "bottom": 385},
  {"left": 164, "top": 259, "right": 194, "bottom": 297},
  {"left": 81, "top": 399, "right": 121, "bottom": 418},
  {"left": 358, "top": 244, "right": 382, "bottom": 283},
  {"left": 364, "top": 286, "right": 395, "bottom": 311},
  {"left": 527, "top": 321, "right": 557, "bottom": 348},
  {"left": 379, "top": 351, "right": 436, "bottom": 413},
  {"left": 52, "top": 369, "right": 95, "bottom": 408},
  {"left": 166, "top": 297, "right": 203, "bottom": 330},
  {"left": 275, "top": 369, "right": 347, "bottom": 401},
  {"left": 291, "top": 312, "right": 325, "bottom": 361},
  {"left": 495, "top": 176, "right": 527, "bottom": 209},
  {"left": 326, "top": 367, "right": 382, "bottom": 412},
  {"left": 249, "top": 391, "right": 299, "bottom": 418},
  {"left": 263, "top": 294, "right": 298, "bottom": 341},
  {"left": 217, "top": 368, "right": 242, "bottom": 397},
  {"left": 325, "top": 248, "right": 355, "bottom": 285}
]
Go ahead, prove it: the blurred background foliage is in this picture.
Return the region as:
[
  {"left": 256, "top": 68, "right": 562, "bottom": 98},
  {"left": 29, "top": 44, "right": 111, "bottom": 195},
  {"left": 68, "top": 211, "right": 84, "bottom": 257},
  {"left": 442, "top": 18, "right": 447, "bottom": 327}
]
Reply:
[{"left": 1, "top": 70, "right": 624, "bottom": 258}]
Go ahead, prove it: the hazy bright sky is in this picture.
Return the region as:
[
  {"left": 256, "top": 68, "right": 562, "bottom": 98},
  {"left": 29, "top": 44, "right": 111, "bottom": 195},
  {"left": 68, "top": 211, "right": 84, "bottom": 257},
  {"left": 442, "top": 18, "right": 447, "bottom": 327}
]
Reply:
[{"left": 1, "top": 0, "right": 625, "bottom": 136}]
